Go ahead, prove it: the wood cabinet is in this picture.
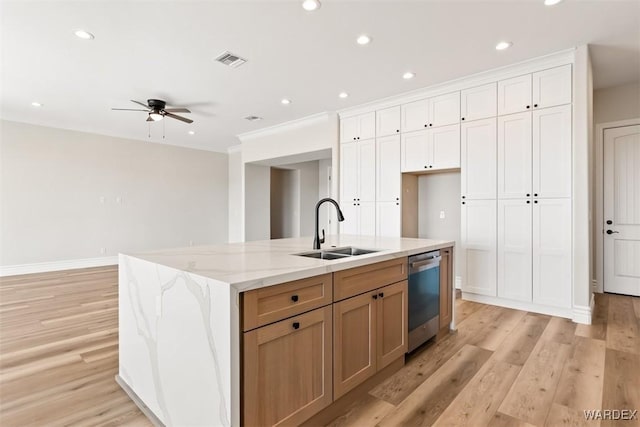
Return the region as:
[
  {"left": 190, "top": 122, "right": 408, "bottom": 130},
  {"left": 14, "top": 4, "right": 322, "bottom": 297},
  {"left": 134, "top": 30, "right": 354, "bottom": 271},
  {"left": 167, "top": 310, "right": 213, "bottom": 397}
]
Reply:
[
  {"left": 439, "top": 248, "right": 453, "bottom": 330},
  {"left": 532, "top": 64, "right": 572, "bottom": 110},
  {"left": 461, "top": 199, "right": 497, "bottom": 296},
  {"left": 461, "top": 118, "right": 497, "bottom": 200},
  {"left": 533, "top": 104, "right": 572, "bottom": 198},
  {"left": 334, "top": 280, "right": 408, "bottom": 399},
  {"left": 401, "top": 124, "right": 460, "bottom": 173},
  {"left": 498, "top": 111, "right": 532, "bottom": 199},
  {"left": 243, "top": 305, "right": 333, "bottom": 427},
  {"left": 340, "top": 112, "right": 375, "bottom": 143},
  {"left": 461, "top": 82, "right": 497, "bottom": 122},
  {"left": 333, "top": 257, "right": 407, "bottom": 301},
  {"left": 376, "top": 106, "right": 401, "bottom": 137}
]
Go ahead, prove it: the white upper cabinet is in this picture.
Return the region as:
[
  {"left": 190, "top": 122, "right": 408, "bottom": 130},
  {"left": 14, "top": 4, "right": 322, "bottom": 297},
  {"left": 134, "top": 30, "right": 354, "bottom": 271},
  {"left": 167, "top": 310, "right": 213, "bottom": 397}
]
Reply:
[
  {"left": 428, "top": 92, "right": 460, "bottom": 128},
  {"left": 498, "top": 112, "right": 532, "bottom": 199},
  {"left": 461, "top": 199, "right": 497, "bottom": 296},
  {"left": 461, "top": 118, "right": 497, "bottom": 199},
  {"left": 498, "top": 74, "right": 532, "bottom": 116},
  {"left": 401, "top": 130, "right": 429, "bottom": 172},
  {"left": 340, "top": 112, "right": 376, "bottom": 143},
  {"left": 532, "top": 64, "right": 572, "bottom": 110},
  {"left": 340, "top": 142, "right": 358, "bottom": 203},
  {"left": 497, "top": 199, "right": 532, "bottom": 302},
  {"left": 461, "top": 83, "right": 497, "bottom": 122},
  {"left": 430, "top": 124, "right": 460, "bottom": 170},
  {"left": 376, "top": 106, "right": 401, "bottom": 137},
  {"left": 377, "top": 201, "right": 401, "bottom": 237},
  {"left": 358, "top": 139, "right": 376, "bottom": 201},
  {"left": 533, "top": 104, "right": 572, "bottom": 198},
  {"left": 377, "top": 135, "right": 401, "bottom": 201},
  {"left": 401, "top": 99, "right": 429, "bottom": 133}
]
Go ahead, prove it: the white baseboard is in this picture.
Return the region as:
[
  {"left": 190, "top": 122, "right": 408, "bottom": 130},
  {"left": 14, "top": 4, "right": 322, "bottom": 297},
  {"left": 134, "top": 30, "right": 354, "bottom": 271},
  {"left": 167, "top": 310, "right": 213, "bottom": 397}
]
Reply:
[
  {"left": 571, "top": 293, "right": 595, "bottom": 325},
  {"left": 0, "top": 256, "right": 118, "bottom": 277},
  {"left": 455, "top": 276, "right": 462, "bottom": 290},
  {"left": 461, "top": 292, "right": 574, "bottom": 320}
]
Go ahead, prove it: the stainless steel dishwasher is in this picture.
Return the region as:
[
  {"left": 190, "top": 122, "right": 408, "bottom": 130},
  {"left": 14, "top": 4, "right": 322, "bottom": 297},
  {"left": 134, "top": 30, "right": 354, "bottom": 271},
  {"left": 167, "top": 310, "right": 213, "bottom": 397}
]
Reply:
[{"left": 407, "top": 250, "right": 441, "bottom": 352}]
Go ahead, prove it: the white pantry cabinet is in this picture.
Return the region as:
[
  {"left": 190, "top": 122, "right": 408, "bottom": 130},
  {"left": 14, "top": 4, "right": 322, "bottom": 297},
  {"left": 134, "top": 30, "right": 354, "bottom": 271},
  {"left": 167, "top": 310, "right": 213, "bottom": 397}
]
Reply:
[
  {"left": 532, "top": 64, "right": 572, "bottom": 110},
  {"left": 376, "top": 201, "right": 401, "bottom": 237},
  {"left": 340, "top": 201, "right": 376, "bottom": 236},
  {"left": 533, "top": 104, "right": 572, "bottom": 199},
  {"left": 461, "top": 83, "right": 497, "bottom": 122},
  {"left": 400, "top": 130, "right": 428, "bottom": 172},
  {"left": 340, "top": 140, "right": 376, "bottom": 236},
  {"left": 498, "top": 74, "right": 532, "bottom": 116},
  {"left": 497, "top": 199, "right": 532, "bottom": 302},
  {"left": 377, "top": 135, "right": 401, "bottom": 201},
  {"left": 376, "top": 106, "right": 401, "bottom": 137},
  {"left": 401, "top": 125, "right": 460, "bottom": 173},
  {"left": 497, "top": 112, "right": 532, "bottom": 199},
  {"left": 461, "top": 118, "right": 497, "bottom": 199},
  {"left": 461, "top": 199, "right": 497, "bottom": 296},
  {"left": 340, "top": 112, "right": 376, "bottom": 143}
]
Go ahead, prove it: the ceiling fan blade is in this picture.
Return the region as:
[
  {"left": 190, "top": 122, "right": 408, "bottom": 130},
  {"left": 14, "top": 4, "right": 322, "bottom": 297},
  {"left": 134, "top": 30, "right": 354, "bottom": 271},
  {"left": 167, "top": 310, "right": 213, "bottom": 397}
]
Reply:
[
  {"left": 164, "top": 112, "right": 194, "bottom": 124},
  {"left": 131, "top": 100, "right": 150, "bottom": 108},
  {"left": 112, "top": 108, "right": 149, "bottom": 111},
  {"left": 163, "top": 108, "right": 191, "bottom": 113}
]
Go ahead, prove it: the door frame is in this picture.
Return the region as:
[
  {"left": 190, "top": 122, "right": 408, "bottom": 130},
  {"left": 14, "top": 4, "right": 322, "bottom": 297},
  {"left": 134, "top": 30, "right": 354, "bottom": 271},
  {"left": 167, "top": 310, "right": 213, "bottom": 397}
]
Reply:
[{"left": 594, "top": 118, "right": 640, "bottom": 293}]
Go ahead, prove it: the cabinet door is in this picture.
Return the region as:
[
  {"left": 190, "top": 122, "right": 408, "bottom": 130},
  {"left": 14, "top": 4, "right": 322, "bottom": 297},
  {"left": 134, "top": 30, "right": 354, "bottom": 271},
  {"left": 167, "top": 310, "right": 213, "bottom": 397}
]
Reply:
[
  {"left": 377, "top": 280, "right": 408, "bottom": 370},
  {"left": 532, "top": 64, "right": 572, "bottom": 109},
  {"left": 339, "top": 202, "right": 359, "bottom": 235},
  {"left": 533, "top": 198, "right": 572, "bottom": 308},
  {"left": 377, "top": 106, "right": 401, "bottom": 137},
  {"left": 376, "top": 201, "right": 401, "bottom": 238},
  {"left": 497, "top": 199, "right": 532, "bottom": 302},
  {"left": 461, "top": 199, "right": 497, "bottom": 296},
  {"left": 533, "top": 104, "right": 572, "bottom": 198},
  {"left": 340, "top": 142, "right": 358, "bottom": 202},
  {"left": 498, "top": 74, "right": 532, "bottom": 116},
  {"left": 358, "top": 112, "right": 376, "bottom": 140},
  {"left": 359, "top": 201, "right": 377, "bottom": 236},
  {"left": 461, "top": 82, "right": 497, "bottom": 122},
  {"left": 401, "top": 99, "right": 429, "bottom": 133},
  {"left": 461, "top": 118, "right": 497, "bottom": 199},
  {"left": 377, "top": 135, "right": 401, "bottom": 201},
  {"left": 498, "top": 112, "right": 532, "bottom": 199},
  {"left": 358, "top": 139, "right": 376, "bottom": 202},
  {"left": 401, "top": 129, "right": 429, "bottom": 172},
  {"left": 430, "top": 124, "right": 461, "bottom": 170},
  {"left": 439, "top": 248, "right": 453, "bottom": 330},
  {"left": 244, "top": 306, "right": 333, "bottom": 427},
  {"left": 428, "top": 91, "right": 460, "bottom": 127},
  {"left": 340, "top": 116, "right": 358, "bottom": 143},
  {"left": 334, "top": 292, "right": 377, "bottom": 399}
]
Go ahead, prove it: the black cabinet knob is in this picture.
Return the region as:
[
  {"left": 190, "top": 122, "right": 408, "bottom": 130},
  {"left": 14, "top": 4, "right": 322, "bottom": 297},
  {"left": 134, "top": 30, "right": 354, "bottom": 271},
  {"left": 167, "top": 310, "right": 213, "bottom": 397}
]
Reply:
[
  {"left": 396, "top": 202, "right": 399, "bottom": 205},
  {"left": 462, "top": 196, "right": 466, "bottom": 199},
  {"left": 429, "top": 123, "right": 433, "bottom": 127},
  {"left": 534, "top": 104, "right": 538, "bottom": 107},
  {"left": 357, "top": 137, "right": 360, "bottom": 140},
  {"left": 379, "top": 292, "right": 384, "bottom": 298},
  {"left": 606, "top": 220, "right": 613, "bottom": 225},
  {"left": 526, "top": 193, "right": 530, "bottom": 197},
  {"left": 396, "top": 129, "right": 400, "bottom": 133},
  {"left": 424, "top": 165, "right": 428, "bottom": 169},
  {"left": 353, "top": 137, "right": 356, "bottom": 140},
  {"left": 462, "top": 201, "right": 466, "bottom": 204},
  {"left": 534, "top": 200, "right": 538, "bottom": 204},
  {"left": 424, "top": 124, "right": 428, "bottom": 128},
  {"left": 372, "top": 294, "right": 378, "bottom": 300},
  {"left": 527, "top": 200, "right": 530, "bottom": 204},
  {"left": 534, "top": 193, "right": 538, "bottom": 197},
  {"left": 429, "top": 165, "right": 433, "bottom": 168},
  {"left": 461, "top": 117, "right": 465, "bottom": 120},
  {"left": 291, "top": 295, "right": 299, "bottom": 302},
  {"left": 526, "top": 105, "right": 530, "bottom": 109},
  {"left": 292, "top": 322, "right": 300, "bottom": 329}
]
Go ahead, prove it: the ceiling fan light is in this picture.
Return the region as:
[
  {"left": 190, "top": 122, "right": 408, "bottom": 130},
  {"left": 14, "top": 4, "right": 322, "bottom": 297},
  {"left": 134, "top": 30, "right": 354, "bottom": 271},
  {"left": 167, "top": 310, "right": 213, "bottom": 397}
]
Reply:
[{"left": 149, "top": 112, "right": 163, "bottom": 121}]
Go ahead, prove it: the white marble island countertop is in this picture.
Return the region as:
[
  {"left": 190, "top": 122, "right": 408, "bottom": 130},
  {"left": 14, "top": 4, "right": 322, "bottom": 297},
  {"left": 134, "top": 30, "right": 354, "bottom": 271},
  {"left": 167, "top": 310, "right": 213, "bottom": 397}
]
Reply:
[{"left": 122, "top": 235, "right": 455, "bottom": 292}]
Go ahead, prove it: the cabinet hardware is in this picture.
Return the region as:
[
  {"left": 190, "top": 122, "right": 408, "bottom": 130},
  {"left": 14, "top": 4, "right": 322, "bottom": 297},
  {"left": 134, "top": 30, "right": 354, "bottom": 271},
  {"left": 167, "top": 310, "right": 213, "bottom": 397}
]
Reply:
[
  {"left": 462, "top": 196, "right": 466, "bottom": 199},
  {"left": 606, "top": 230, "right": 619, "bottom": 235},
  {"left": 527, "top": 200, "right": 530, "bottom": 204},
  {"left": 353, "top": 137, "right": 356, "bottom": 141},
  {"left": 534, "top": 200, "right": 538, "bottom": 204},
  {"left": 396, "top": 129, "right": 400, "bottom": 133},
  {"left": 534, "top": 104, "right": 538, "bottom": 107},
  {"left": 534, "top": 193, "right": 538, "bottom": 197},
  {"left": 462, "top": 201, "right": 466, "bottom": 204},
  {"left": 379, "top": 292, "right": 384, "bottom": 298},
  {"left": 424, "top": 124, "right": 428, "bottom": 128},
  {"left": 461, "top": 117, "right": 465, "bottom": 120},
  {"left": 357, "top": 137, "right": 360, "bottom": 140},
  {"left": 526, "top": 105, "right": 530, "bottom": 109},
  {"left": 372, "top": 294, "right": 378, "bottom": 299},
  {"left": 429, "top": 123, "right": 433, "bottom": 127},
  {"left": 526, "top": 193, "right": 530, "bottom": 197},
  {"left": 291, "top": 295, "right": 299, "bottom": 302},
  {"left": 396, "top": 203, "right": 399, "bottom": 205},
  {"left": 424, "top": 165, "right": 428, "bottom": 169},
  {"left": 292, "top": 322, "right": 300, "bottom": 329},
  {"left": 606, "top": 220, "right": 613, "bottom": 225},
  {"left": 396, "top": 197, "right": 399, "bottom": 200},
  {"left": 429, "top": 165, "right": 433, "bottom": 168}
]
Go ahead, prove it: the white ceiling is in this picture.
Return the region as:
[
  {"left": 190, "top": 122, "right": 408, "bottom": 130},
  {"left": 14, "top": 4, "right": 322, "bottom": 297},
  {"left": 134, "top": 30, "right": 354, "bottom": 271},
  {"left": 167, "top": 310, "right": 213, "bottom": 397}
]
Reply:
[{"left": 2, "top": 0, "right": 639, "bottom": 152}]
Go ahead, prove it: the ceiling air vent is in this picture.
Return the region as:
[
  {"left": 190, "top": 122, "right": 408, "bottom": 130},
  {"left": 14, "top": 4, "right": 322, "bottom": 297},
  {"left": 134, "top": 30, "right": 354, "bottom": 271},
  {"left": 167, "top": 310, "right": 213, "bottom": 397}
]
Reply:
[
  {"left": 215, "top": 51, "right": 247, "bottom": 68},
  {"left": 244, "top": 116, "right": 263, "bottom": 122}
]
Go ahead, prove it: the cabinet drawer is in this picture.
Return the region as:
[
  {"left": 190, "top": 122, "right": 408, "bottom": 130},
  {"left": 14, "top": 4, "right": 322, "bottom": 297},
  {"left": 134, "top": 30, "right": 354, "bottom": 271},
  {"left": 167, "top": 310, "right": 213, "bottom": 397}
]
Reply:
[
  {"left": 334, "top": 258, "right": 408, "bottom": 301},
  {"left": 243, "top": 274, "right": 333, "bottom": 331}
]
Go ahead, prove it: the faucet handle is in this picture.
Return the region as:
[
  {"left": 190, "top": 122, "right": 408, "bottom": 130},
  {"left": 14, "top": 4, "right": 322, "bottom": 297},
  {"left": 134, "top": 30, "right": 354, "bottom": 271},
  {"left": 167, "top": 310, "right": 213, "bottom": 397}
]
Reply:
[{"left": 320, "top": 229, "right": 325, "bottom": 244}]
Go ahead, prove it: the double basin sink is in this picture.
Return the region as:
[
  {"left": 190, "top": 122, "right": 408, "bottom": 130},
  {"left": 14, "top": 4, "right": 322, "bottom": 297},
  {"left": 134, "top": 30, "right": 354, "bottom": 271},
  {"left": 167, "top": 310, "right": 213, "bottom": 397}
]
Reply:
[{"left": 295, "top": 246, "right": 380, "bottom": 261}]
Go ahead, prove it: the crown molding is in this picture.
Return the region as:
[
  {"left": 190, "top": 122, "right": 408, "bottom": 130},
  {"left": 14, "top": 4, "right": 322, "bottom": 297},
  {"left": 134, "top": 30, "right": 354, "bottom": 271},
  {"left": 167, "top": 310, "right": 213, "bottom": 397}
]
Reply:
[{"left": 237, "top": 112, "right": 333, "bottom": 142}]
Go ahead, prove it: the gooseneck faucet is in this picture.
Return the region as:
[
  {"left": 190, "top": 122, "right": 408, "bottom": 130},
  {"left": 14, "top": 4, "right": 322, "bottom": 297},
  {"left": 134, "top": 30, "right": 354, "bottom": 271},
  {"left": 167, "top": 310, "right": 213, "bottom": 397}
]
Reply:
[{"left": 313, "top": 198, "right": 345, "bottom": 250}]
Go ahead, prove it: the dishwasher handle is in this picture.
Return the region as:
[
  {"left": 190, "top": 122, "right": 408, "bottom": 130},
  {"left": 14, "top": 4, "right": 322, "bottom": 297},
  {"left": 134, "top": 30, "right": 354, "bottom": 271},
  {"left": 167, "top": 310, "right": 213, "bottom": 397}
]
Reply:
[{"left": 410, "top": 256, "right": 441, "bottom": 270}]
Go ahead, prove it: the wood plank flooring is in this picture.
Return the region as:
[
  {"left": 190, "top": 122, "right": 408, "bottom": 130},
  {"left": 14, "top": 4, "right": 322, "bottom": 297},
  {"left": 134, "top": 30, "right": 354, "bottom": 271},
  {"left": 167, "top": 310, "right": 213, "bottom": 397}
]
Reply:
[{"left": 1, "top": 267, "right": 639, "bottom": 426}]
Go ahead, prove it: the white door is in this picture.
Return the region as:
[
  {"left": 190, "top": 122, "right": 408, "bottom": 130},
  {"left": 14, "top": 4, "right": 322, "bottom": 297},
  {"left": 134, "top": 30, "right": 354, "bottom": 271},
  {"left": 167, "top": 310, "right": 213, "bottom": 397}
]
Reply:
[
  {"left": 430, "top": 124, "right": 460, "bottom": 170},
  {"left": 401, "top": 99, "right": 429, "bottom": 132},
  {"left": 604, "top": 125, "right": 640, "bottom": 296},
  {"left": 461, "top": 199, "right": 497, "bottom": 296},
  {"left": 532, "top": 64, "right": 572, "bottom": 110},
  {"left": 498, "top": 199, "right": 532, "bottom": 302},
  {"left": 359, "top": 201, "right": 377, "bottom": 236},
  {"left": 498, "top": 112, "right": 532, "bottom": 199},
  {"left": 461, "top": 118, "right": 497, "bottom": 199},
  {"left": 532, "top": 198, "right": 572, "bottom": 308},
  {"left": 401, "top": 129, "right": 429, "bottom": 172},
  {"left": 358, "top": 139, "right": 376, "bottom": 202},
  {"left": 376, "top": 106, "right": 401, "bottom": 137},
  {"left": 533, "top": 104, "right": 572, "bottom": 198},
  {"left": 429, "top": 91, "right": 460, "bottom": 128},
  {"left": 377, "top": 201, "right": 401, "bottom": 237},
  {"left": 377, "top": 135, "right": 401, "bottom": 201},
  {"left": 340, "top": 116, "right": 358, "bottom": 143},
  {"left": 358, "top": 112, "right": 376, "bottom": 141},
  {"left": 460, "top": 82, "right": 497, "bottom": 122},
  {"left": 340, "top": 142, "right": 358, "bottom": 203},
  {"left": 498, "top": 74, "right": 532, "bottom": 116}
]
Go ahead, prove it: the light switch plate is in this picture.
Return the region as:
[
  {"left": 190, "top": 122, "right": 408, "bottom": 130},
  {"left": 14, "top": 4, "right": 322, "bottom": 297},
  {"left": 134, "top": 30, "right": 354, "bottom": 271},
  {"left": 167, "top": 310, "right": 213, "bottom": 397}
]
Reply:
[{"left": 440, "top": 210, "right": 446, "bottom": 219}]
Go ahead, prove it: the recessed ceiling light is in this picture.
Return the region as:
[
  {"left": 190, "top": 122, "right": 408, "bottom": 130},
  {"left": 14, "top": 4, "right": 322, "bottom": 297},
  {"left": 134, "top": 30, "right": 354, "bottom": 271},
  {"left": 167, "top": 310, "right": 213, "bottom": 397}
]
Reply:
[
  {"left": 544, "top": 0, "right": 563, "bottom": 5},
  {"left": 31, "top": 101, "right": 42, "bottom": 107},
  {"left": 281, "top": 99, "right": 291, "bottom": 105},
  {"left": 188, "top": 130, "right": 195, "bottom": 135},
  {"left": 403, "top": 72, "right": 415, "bottom": 80},
  {"left": 339, "top": 92, "right": 349, "bottom": 99},
  {"left": 495, "top": 41, "right": 513, "bottom": 50},
  {"left": 302, "top": 0, "right": 321, "bottom": 11},
  {"left": 74, "top": 29, "right": 94, "bottom": 40},
  {"left": 356, "top": 35, "right": 372, "bottom": 45}
]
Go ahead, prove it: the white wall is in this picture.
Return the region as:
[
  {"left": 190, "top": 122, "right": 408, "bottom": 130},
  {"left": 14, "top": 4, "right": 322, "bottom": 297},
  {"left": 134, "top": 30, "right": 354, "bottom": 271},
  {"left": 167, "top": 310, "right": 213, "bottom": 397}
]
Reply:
[
  {"left": 0, "top": 120, "right": 228, "bottom": 267},
  {"left": 227, "top": 147, "right": 243, "bottom": 243},
  {"left": 593, "top": 81, "right": 640, "bottom": 124},
  {"left": 244, "top": 163, "right": 270, "bottom": 242},
  {"left": 270, "top": 168, "right": 298, "bottom": 239}
]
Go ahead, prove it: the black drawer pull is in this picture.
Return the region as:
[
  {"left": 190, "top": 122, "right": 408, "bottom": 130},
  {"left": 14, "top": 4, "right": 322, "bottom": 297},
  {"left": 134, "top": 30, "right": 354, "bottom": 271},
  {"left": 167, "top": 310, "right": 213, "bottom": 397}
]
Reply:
[
  {"left": 292, "top": 322, "right": 300, "bottom": 330},
  {"left": 379, "top": 292, "right": 384, "bottom": 298},
  {"left": 372, "top": 294, "right": 378, "bottom": 300},
  {"left": 291, "top": 295, "right": 299, "bottom": 302}
]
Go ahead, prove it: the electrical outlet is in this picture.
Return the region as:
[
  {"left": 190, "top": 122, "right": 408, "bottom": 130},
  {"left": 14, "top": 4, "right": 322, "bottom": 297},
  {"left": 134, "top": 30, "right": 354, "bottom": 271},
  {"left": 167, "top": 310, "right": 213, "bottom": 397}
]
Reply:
[
  {"left": 99, "top": 247, "right": 106, "bottom": 254},
  {"left": 440, "top": 210, "right": 446, "bottom": 219}
]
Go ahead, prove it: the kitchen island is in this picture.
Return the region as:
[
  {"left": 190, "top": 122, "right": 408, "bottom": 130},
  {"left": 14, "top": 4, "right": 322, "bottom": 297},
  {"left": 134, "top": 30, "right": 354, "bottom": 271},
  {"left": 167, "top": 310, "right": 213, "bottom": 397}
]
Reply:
[{"left": 118, "top": 235, "right": 454, "bottom": 427}]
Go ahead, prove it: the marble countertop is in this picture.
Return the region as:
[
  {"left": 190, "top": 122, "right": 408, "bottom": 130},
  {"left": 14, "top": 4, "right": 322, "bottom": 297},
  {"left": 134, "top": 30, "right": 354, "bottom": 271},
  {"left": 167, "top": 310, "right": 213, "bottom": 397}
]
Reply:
[{"left": 121, "top": 235, "right": 454, "bottom": 292}]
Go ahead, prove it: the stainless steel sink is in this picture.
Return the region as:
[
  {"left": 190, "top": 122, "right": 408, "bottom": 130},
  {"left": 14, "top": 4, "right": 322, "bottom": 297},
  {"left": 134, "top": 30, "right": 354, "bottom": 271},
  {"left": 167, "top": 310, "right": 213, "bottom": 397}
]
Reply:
[{"left": 294, "top": 246, "right": 380, "bottom": 260}]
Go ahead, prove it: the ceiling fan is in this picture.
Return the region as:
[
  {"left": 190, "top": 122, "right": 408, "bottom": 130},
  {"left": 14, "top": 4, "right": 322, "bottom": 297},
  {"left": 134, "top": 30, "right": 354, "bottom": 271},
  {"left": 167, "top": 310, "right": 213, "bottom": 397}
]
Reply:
[{"left": 112, "top": 99, "right": 193, "bottom": 124}]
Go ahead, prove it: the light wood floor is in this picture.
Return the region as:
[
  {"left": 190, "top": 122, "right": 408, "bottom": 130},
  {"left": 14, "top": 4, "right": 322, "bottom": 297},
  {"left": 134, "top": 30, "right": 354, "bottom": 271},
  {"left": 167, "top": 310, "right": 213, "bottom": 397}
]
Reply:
[{"left": 1, "top": 267, "right": 638, "bottom": 427}]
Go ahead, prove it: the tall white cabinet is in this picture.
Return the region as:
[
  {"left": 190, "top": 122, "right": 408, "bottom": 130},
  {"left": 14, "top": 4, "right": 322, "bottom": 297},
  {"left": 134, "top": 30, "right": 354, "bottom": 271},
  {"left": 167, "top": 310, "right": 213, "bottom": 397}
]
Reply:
[{"left": 339, "top": 138, "right": 376, "bottom": 236}]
